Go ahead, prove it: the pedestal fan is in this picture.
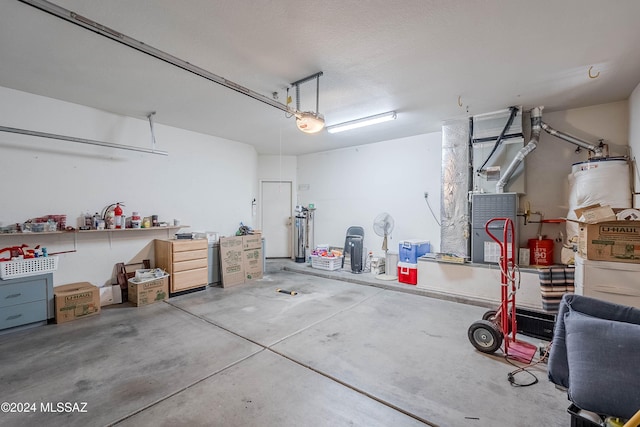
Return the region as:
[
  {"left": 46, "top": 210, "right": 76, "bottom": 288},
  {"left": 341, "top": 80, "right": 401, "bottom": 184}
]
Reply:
[{"left": 373, "top": 212, "right": 397, "bottom": 281}]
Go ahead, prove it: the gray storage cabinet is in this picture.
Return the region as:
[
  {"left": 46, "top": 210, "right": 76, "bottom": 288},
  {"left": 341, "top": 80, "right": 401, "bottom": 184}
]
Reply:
[{"left": 0, "top": 273, "right": 54, "bottom": 332}]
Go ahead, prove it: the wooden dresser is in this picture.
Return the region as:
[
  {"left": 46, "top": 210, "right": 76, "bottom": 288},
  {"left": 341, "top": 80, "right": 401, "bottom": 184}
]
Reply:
[{"left": 154, "top": 239, "right": 208, "bottom": 295}]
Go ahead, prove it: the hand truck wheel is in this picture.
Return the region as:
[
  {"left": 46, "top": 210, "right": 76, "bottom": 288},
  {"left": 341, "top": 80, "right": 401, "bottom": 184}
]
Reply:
[
  {"left": 482, "top": 309, "right": 513, "bottom": 333},
  {"left": 468, "top": 320, "right": 503, "bottom": 354},
  {"left": 482, "top": 310, "right": 497, "bottom": 321}
]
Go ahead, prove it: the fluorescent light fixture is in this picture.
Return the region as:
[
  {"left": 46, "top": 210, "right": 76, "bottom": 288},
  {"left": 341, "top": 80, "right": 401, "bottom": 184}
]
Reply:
[{"left": 327, "top": 111, "right": 397, "bottom": 134}]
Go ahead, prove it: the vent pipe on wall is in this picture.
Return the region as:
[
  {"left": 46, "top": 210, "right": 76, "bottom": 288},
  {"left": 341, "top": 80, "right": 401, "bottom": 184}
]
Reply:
[
  {"left": 540, "top": 122, "right": 603, "bottom": 156},
  {"left": 496, "top": 107, "right": 541, "bottom": 193},
  {"left": 495, "top": 106, "right": 606, "bottom": 193}
]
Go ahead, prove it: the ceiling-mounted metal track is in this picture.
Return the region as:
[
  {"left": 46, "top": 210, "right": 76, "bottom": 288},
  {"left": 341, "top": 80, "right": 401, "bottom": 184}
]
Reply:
[
  {"left": 19, "top": 0, "right": 294, "bottom": 115},
  {"left": 0, "top": 125, "right": 168, "bottom": 156}
]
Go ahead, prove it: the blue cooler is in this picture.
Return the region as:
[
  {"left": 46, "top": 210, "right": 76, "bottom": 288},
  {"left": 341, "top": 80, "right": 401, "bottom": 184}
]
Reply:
[{"left": 399, "top": 240, "right": 430, "bottom": 263}]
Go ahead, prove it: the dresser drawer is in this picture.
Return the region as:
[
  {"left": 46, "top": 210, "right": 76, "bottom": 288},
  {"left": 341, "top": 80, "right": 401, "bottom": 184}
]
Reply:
[
  {"left": 173, "top": 258, "right": 208, "bottom": 272},
  {"left": 0, "top": 301, "right": 47, "bottom": 330},
  {"left": 173, "top": 249, "right": 208, "bottom": 263},
  {"left": 173, "top": 239, "right": 207, "bottom": 252},
  {"left": 0, "top": 280, "right": 47, "bottom": 308},
  {"left": 172, "top": 268, "right": 208, "bottom": 292}
]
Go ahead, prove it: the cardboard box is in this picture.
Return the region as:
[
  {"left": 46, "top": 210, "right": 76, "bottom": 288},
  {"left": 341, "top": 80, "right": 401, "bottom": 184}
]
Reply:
[
  {"left": 128, "top": 275, "right": 169, "bottom": 306},
  {"left": 371, "top": 264, "right": 386, "bottom": 275},
  {"left": 370, "top": 257, "right": 385, "bottom": 275},
  {"left": 54, "top": 282, "right": 100, "bottom": 324},
  {"left": 578, "top": 220, "right": 640, "bottom": 263},
  {"left": 242, "top": 233, "right": 262, "bottom": 250},
  {"left": 99, "top": 284, "right": 123, "bottom": 307},
  {"left": 243, "top": 247, "right": 263, "bottom": 281},
  {"left": 576, "top": 204, "right": 617, "bottom": 223},
  {"left": 572, "top": 205, "right": 640, "bottom": 264},
  {"left": 220, "top": 235, "right": 245, "bottom": 287}
]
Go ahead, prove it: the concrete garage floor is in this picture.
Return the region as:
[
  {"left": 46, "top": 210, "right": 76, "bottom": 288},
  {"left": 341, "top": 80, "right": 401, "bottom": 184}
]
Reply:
[{"left": 0, "top": 261, "right": 571, "bottom": 427}]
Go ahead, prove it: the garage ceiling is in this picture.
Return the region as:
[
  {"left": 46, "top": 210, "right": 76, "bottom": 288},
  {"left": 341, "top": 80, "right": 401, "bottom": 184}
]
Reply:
[{"left": 1, "top": 0, "right": 640, "bottom": 155}]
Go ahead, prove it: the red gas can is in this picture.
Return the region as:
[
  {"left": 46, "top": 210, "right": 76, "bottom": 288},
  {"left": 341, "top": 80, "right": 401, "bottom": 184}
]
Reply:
[{"left": 528, "top": 238, "right": 554, "bottom": 266}]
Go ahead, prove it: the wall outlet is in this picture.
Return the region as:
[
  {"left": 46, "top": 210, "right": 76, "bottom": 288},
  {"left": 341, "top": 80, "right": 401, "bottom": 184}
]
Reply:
[{"left": 424, "top": 192, "right": 429, "bottom": 199}]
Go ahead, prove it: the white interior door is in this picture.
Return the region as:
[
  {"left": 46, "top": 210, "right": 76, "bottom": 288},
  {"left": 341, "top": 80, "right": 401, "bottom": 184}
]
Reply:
[{"left": 261, "top": 181, "right": 292, "bottom": 258}]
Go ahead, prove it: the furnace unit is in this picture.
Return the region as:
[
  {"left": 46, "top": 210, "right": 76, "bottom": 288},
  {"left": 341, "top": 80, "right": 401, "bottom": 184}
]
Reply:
[{"left": 471, "top": 193, "right": 518, "bottom": 264}]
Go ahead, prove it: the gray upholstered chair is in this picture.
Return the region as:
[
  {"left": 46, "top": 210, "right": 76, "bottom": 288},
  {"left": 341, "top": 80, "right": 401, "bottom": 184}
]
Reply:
[{"left": 548, "top": 294, "right": 640, "bottom": 422}]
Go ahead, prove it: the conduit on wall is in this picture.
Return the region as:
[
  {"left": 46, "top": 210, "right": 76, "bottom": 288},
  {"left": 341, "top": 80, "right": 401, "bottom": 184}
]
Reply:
[{"left": 0, "top": 125, "right": 169, "bottom": 156}]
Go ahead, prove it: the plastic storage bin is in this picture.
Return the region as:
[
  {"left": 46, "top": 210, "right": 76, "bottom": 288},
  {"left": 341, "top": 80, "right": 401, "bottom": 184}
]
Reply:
[
  {"left": 0, "top": 256, "right": 59, "bottom": 280},
  {"left": 398, "top": 262, "right": 418, "bottom": 285},
  {"left": 399, "top": 240, "right": 430, "bottom": 263},
  {"left": 311, "top": 255, "right": 343, "bottom": 271}
]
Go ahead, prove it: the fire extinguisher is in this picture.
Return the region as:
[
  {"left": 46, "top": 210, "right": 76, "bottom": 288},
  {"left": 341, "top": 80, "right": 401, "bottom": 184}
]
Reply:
[{"left": 114, "top": 203, "right": 123, "bottom": 229}]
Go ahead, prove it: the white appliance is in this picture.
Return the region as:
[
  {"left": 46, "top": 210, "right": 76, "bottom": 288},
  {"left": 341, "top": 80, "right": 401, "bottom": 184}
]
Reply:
[{"left": 574, "top": 255, "right": 640, "bottom": 309}]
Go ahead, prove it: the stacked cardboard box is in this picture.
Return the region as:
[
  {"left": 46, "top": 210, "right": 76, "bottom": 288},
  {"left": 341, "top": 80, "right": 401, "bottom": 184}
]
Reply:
[
  {"left": 220, "top": 233, "right": 263, "bottom": 287},
  {"left": 243, "top": 233, "right": 263, "bottom": 281},
  {"left": 128, "top": 274, "right": 169, "bottom": 306},
  {"left": 572, "top": 205, "right": 640, "bottom": 264}
]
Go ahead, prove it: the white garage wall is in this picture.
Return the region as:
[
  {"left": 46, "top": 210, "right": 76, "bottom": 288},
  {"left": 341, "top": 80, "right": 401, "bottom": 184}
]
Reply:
[
  {"left": 2, "top": 84, "right": 630, "bottom": 288},
  {"left": 296, "top": 133, "right": 443, "bottom": 258},
  {"left": 630, "top": 82, "right": 640, "bottom": 208},
  {"left": 256, "top": 154, "right": 297, "bottom": 228},
  {"left": 294, "top": 101, "right": 629, "bottom": 263},
  {"left": 0, "top": 86, "right": 257, "bottom": 287},
  {"left": 520, "top": 101, "right": 629, "bottom": 256}
]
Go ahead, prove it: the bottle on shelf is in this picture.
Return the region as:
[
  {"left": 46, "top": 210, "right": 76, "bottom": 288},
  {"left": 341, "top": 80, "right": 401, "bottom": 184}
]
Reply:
[
  {"left": 93, "top": 212, "right": 101, "bottom": 229},
  {"left": 105, "top": 210, "right": 115, "bottom": 229},
  {"left": 131, "top": 211, "right": 141, "bottom": 229},
  {"left": 84, "top": 212, "right": 92, "bottom": 228},
  {"left": 114, "top": 203, "right": 123, "bottom": 229}
]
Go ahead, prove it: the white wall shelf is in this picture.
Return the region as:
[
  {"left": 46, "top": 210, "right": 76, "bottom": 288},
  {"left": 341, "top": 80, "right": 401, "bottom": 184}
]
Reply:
[
  {"left": 1, "top": 226, "right": 188, "bottom": 237},
  {"left": 0, "top": 226, "right": 190, "bottom": 250}
]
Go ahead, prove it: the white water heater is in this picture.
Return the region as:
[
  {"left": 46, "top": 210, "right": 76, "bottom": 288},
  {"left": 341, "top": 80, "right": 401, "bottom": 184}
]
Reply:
[{"left": 566, "top": 157, "right": 631, "bottom": 240}]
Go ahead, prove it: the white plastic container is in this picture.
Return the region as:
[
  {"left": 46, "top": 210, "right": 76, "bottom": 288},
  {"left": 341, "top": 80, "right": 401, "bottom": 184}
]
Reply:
[{"left": 574, "top": 254, "right": 640, "bottom": 309}]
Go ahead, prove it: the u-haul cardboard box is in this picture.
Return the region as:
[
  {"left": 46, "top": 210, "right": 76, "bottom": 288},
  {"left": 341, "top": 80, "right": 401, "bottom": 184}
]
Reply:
[
  {"left": 54, "top": 282, "right": 100, "bottom": 324},
  {"left": 242, "top": 233, "right": 262, "bottom": 250},
  {"left": 128, "top": 274, "right": 169, "bottom": 306},
  {"left": 220, "top": 235, "right": 245, "bottom": 287},
  {"left": 573, "top": 205, "right": 640, "bottom": 264},
  {"left": 243, "top": 247, "right": 263, "bottom": 281}
]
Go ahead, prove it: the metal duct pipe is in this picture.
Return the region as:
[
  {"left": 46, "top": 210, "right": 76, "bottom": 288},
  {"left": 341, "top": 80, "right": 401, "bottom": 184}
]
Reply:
[
  {"left": 540, "top": 121, "right": 603, "bottom": 156},
  {"left": 441, "top": 119, "right": 471, "bottom": 258},
  {"left": 496, "top": 107, "right": 542, "bottom": 193}
]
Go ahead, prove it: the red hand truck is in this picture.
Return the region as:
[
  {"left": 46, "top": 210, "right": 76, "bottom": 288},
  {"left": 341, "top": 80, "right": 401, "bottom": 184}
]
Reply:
[{"left": 467, "top": 218, "right": 538, "bottom": 363}]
